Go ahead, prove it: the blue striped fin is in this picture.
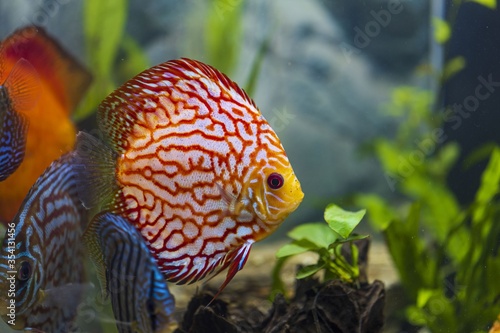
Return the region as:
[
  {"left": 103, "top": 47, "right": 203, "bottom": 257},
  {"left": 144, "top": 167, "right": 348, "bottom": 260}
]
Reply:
[{"left": 84, "top": 212, "right": 175, "bottom": 333}]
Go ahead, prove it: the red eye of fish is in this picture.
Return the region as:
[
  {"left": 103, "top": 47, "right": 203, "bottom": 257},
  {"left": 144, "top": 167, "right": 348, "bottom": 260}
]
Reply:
[
  {"left": 17, "top": 261, "right": 31, "bottom": 281},
  {"left": 267, "top": 173, "right": 284, "bottom": 190}
]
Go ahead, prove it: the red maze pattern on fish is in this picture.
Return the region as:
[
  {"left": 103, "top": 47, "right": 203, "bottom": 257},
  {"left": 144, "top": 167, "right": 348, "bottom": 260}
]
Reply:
[{"left": 99, "top": 59, "right": 290, "bottom": 284}]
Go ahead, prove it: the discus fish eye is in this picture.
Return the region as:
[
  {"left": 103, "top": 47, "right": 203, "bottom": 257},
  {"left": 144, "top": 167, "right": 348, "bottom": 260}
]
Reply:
[
  {"left": 267, "top": 173, "right": 284, "bottom": 190},
  {"left": 17, "top": 261, "right": 31, "bottom": 282}
]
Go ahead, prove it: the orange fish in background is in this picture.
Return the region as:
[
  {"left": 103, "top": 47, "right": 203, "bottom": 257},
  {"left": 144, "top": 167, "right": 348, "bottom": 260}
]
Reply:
[
  {"left": 0, "top": 26, "right": 92, "bottom": 224},
  {"left": 490, "top": 315, "right": 500, "bottom": 333}
]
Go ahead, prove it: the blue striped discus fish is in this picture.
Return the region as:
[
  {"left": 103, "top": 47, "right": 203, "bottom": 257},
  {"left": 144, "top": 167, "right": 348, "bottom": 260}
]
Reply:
[
  {"left": 0, "top": 58, "right": 39, "bottom": 181},
  {"left": 0, "top": 153, "right": 88, "bottom": 332},
  {"left": 84, "top": 212, "right": 175, "bottom": 333}
]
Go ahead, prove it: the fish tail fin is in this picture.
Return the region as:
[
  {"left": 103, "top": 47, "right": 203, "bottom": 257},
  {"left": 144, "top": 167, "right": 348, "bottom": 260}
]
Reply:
[
  {"left": 3, "top": 58, "right": 40, "bottom": 112},
  {"left": 74, "top": 131, "right": 120, "bottom": 211}
]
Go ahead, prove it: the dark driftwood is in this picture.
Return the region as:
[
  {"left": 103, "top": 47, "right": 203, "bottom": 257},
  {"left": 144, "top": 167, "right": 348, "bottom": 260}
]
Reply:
[{"left": 174, "top": 239, "right": 385, "bottom": 333}]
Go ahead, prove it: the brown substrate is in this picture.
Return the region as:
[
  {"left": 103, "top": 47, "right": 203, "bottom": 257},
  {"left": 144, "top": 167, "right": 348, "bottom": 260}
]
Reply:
[
  {"left": 173, "top": 278, "right": 385, "bottom": 333},
  {"left": 174, "top": 239, "right": 386, "bottom": 333}
]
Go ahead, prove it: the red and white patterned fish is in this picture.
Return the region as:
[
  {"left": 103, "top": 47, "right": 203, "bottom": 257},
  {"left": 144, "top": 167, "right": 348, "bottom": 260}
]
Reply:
[{"left": 76, "top": 58, "right": 304, "bottom": 296}]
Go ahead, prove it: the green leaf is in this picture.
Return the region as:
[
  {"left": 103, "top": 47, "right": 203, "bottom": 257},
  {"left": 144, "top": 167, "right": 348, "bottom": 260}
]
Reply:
[
  {"left": 270, "top": 256, "right": 288, "bottom": 301},
  {"left": 473, "top": 148, "right": 500, "bottom": 222},
  {"left": 432, "top": 17, "right": 451, "bottom": 44},
  {"left": 205, "top": 0, "right": 243, "bottom": 75},
  {"left": 416, "top": 289, "right": 435, "bottom": 308},
  {"left": 354, "top": 194, "right": 396, "bottom": 230},
  {"left": 84, "top": 0, "right": 127, "bottom": 75},
  {"left": 332, "top": 234, "right": 369, "bottom": 245},
  {"left": 244, "top": 36, "right": 269, "bottom": 98},
  {"left": 75, "top": 0, "right": 128, "bottom": 121},
  {"left": 384, "top": 203, "right": 437, "bottom": 299},
  {"left": 116, "top": 34, "right": 150, "bottom": 84},
  {"left": 287, "top": 223, "right": 338, "bottom": 249},
  {"left": 296, "top": 263, "right": 325, "bottom": 279},
  {"left": 276, "top": 240, "right": 317, "bottom": 258},
  {"left": 468, "top": 0, "right": 497, "bottom": 9},
  {"left": 324, "top": 204, "right": 366, "bottom": 238},
  {"left": 350, "top": 242, "right": 360, "bottom": 277},
  {"left": 442, "top": 56, "right": 466, "bottom": 82},
  {"left": 462, "top": 142, "right": 497, "bottom": 170},
  {"left": 426, "top": 142, "right": 460, "bottom": 178}
]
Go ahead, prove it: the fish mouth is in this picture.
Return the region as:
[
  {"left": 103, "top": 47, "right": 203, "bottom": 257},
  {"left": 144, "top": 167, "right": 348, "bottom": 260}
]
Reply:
[{"left": 283, "top": 175, "right": 304, "bottom": 208}]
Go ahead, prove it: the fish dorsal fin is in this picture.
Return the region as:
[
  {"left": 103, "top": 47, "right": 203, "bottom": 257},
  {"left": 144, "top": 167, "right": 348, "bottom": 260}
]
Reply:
[
  {"left": 3, "top": 58, "right": 40, "bottom": 112},
  {"left": 74, "top": 131, "right": 121, "bottom": 211},
  {"left": 0, "top": 26, "right": 92, "bottom": 112},
  {"left": 173, "top": 58, "right": 257, "bottom": 109},
  {"left": 97, "top": 57, "right": 257, "bottom": 153}
]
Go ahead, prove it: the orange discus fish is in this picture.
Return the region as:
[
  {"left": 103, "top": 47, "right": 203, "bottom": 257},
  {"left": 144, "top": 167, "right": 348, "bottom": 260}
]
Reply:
[
  {"left": 76, "top": 58, "right": 304, "bottom": 296},
  {"left": 0, "top": 26, "right": 92, "bottom": 223}
]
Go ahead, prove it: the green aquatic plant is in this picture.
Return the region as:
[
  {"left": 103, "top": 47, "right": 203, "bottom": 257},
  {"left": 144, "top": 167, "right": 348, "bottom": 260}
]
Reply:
[
  {"left": 75, "top": 0, "right": 149, "bottom": 121},
  {"left": 357, "top": 144, "right": 500, "bottom": 332},
  {"left": 271, "top": 204, "right": 368, "bottom": 298},
  {"left": 205, "top": 0, "right": 244, "bottom": 76},
  {"left": 352, "top": 1, "right": 500, "bottom": 331}
]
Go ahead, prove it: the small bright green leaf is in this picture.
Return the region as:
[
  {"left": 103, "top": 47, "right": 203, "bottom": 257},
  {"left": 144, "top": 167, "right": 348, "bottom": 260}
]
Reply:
[
  {"left": 432, "top": 17, "right": 451, "bottom": 44},
  {"left": 468, "top": 0, "right": 497, "bottom": 9},
  {"left": 442, "top": 56, "right": 466, "bottom": 82},
  {"left": 296, "top": 263, "right": 325, "bottom": 279},
  {"left": 276, "top": 240, "right": 316, "bottom": 258},
  {"left": 416, "top": 289, "right": 435, "bottom": 308},
  {"left": 324, "top": 204, "right": 366, "bottom": 238},
  {"left": 287, "top": 223, "right": 338, "bottom": 249}
]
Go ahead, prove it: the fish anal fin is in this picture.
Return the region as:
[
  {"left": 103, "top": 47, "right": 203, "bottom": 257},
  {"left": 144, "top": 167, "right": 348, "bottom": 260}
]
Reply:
[
  {"left": 3, "top": 58, "right": 40, "bottom": 112},
  {"left": 207, "top": 242, "right": 252, "bottom": 306},
  {"left": 74, "top": 131, "right": 120, "bottom": 211}
]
